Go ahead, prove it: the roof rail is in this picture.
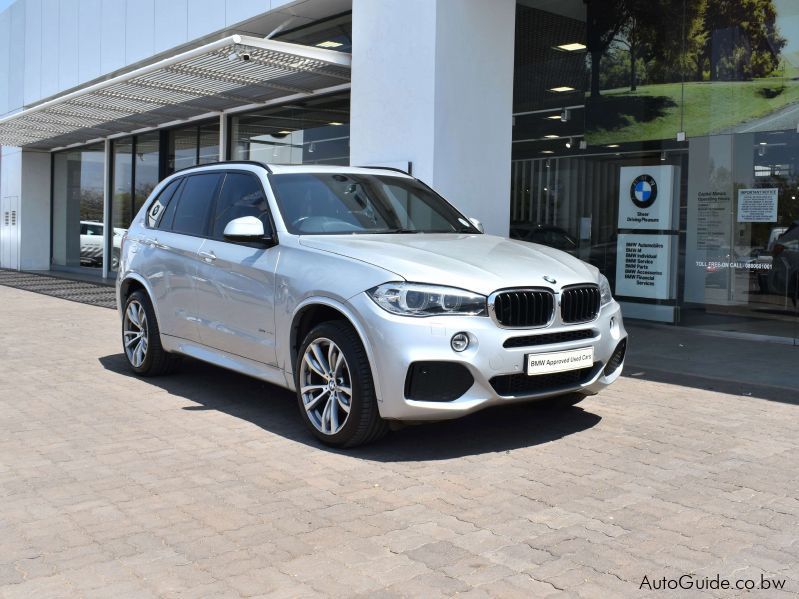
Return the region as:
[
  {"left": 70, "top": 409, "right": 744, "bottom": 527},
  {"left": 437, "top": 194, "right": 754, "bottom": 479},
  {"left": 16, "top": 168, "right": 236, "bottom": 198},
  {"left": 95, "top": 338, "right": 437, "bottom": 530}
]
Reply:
[
  {"left": 174, "top": 160, "right": 273, "bottom": 174},
  {"left": 356, "top": 165, "right": 412, "bottom": 175}
]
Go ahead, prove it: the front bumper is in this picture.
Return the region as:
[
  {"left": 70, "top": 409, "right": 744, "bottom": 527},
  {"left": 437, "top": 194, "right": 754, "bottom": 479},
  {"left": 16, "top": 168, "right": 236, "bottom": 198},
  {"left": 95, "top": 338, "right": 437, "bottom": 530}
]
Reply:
[{"left": 350, "top": 293, "right": 627, "bottom": 421}]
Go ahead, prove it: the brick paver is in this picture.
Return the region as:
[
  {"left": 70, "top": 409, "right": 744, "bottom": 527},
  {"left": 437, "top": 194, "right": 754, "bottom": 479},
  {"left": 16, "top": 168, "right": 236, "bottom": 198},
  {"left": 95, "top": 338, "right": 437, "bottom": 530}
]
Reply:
[{"left": 0, "top": 285, "right": 797, "bottom": 598}]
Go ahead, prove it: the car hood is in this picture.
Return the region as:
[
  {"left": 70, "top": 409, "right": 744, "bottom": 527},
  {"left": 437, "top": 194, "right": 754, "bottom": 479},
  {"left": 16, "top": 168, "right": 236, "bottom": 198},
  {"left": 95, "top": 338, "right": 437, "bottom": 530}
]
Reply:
[{"left": 298, "top": 233, "right": 598, "bottom": 295}]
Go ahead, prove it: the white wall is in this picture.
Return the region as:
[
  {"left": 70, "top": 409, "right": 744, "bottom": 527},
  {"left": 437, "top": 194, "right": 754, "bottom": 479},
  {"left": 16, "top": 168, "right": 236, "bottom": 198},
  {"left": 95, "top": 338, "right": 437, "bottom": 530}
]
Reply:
[
  {"left": 0, "top": 0, "right": 339, "bottom": 272},
  {"left": 0, "top": 0, "right": 314, "bottom": 117},
  {"left": 350, "top": 0, "right": 515, "bottom": 236},
  {"left": 19, "top": 151, "right": 51, "bottom": 270}
]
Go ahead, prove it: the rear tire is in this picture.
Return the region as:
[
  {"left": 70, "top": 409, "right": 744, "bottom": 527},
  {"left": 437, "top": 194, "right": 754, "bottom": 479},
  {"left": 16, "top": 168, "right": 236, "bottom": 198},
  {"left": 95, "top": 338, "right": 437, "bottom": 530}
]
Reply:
[
  {"left": 122, "top": 290, "right": 180, "bottom": 376},
  {"left": 295, "top": 321, "right": 388, "bottom": 448}
]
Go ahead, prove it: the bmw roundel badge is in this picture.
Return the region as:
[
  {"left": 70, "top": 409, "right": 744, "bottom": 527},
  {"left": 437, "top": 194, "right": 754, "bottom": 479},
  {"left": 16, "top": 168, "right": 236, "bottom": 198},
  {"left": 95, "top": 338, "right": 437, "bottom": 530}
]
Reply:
[{"left": 630, "top": 174, "right": 658, "bottom": 209}]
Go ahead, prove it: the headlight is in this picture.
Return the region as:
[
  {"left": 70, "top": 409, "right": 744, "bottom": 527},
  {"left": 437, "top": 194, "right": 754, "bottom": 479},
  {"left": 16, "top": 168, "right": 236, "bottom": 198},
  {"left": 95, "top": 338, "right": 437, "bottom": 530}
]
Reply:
[
  {"left": 367, "top": 282, "right": 487, "bottom": 317},
  {"left": 599, "top": 274, "right": 613, "bottom": 305}
]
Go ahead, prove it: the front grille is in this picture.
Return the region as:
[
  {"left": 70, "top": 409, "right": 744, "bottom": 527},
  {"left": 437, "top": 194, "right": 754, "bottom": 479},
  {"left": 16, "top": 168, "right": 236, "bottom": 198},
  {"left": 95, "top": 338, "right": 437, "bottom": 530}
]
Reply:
[
  {"left": 503, "top": 329, "right": 596, "bottom": 349},
  {"left": 490, "top": 363, "right": 598, "bottom": 397},
  {"left": 604, "top": 338, "right": 627, "bottom": 375},
  {"left": 561, "top": 285, "right": 601, "bottom": 323},
  {"left": 491, "top": 289, "right": 554, "bottom": 328}
]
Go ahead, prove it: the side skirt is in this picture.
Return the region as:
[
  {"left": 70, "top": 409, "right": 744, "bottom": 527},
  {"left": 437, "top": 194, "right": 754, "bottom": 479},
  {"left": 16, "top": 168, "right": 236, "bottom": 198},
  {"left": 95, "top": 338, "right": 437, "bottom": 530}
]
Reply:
[{"left": 161, "top": 334, "right": 293, "bottom": 390}]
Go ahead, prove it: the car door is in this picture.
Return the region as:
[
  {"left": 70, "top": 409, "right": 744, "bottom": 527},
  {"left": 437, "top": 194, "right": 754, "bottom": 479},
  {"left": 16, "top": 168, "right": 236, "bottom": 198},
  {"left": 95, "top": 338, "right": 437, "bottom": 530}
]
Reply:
[
  {"left": 193, "top": 171, "right": 279, "bottom": 365},
  {"left": 138, "top": 173, "right": 222, "bottom": 342}
]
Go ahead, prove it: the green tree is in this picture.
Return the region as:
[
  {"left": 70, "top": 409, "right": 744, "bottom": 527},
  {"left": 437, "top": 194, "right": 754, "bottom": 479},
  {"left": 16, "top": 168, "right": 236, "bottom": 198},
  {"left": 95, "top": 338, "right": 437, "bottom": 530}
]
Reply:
[
  {"left": 700, "top": 0, "right": 786, "bottom": 81},
  {"left": 586, "top": 0, "right": 628, "bottom": 98}
]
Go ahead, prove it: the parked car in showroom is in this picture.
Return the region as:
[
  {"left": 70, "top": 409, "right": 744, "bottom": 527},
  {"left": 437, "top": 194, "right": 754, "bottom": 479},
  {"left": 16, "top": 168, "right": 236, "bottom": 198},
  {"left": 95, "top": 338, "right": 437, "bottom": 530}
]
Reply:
[
  {"left": 80, "top": 220, "right": 125, "bottom": 269},
  {"left": 116, "top": 162, "right": 627, "bottom": 447},
  {"left": 769, "top": 220, "right": 799, "bottom": 305}
]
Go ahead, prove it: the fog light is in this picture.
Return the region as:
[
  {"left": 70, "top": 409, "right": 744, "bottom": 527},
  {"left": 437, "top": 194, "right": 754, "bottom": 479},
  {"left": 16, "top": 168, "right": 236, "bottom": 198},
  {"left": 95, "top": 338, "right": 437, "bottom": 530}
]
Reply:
[{"left": 451, "top": 332, "right": 470, "bottom": 352}]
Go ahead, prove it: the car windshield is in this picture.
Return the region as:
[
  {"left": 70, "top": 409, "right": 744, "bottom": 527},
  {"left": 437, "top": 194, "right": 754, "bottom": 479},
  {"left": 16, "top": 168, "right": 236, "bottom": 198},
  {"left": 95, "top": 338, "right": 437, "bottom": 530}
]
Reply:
[{"left": 269, "top": 172, "right": 479, "bottom": 235}]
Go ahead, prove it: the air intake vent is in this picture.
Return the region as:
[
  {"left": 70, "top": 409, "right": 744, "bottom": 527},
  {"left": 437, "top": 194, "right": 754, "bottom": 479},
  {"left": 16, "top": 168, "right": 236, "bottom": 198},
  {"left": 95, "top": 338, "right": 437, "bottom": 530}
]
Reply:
[
  {"left": 490, "top": 289, "right": 555, "bottom": 328},
  {"left": 503, "top": 329, "right": 596, "bottom": 349},
  {"left": 490, "top": 363, "right": 597, "bottom": 397},
  {"left": 561, "top": 285, "right": 601, "bottom": 323}
]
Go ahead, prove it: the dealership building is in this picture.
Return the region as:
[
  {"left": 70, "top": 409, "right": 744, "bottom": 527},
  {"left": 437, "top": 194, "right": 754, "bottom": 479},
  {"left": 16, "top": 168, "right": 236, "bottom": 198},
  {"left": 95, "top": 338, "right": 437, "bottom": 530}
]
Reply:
[{"left": 0, "top": 0, "right": 797, "bottom": 343}]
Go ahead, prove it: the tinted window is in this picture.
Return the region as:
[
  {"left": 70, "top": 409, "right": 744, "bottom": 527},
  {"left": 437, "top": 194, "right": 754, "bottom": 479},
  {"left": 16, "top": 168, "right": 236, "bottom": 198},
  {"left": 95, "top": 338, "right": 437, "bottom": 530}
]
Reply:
[
  {"left": 170, "top": 174, "right": 222, "bottom": 236},
  {"left": 269, "top": 173, "right": 477, "bottom": 235},
  {"left": 211, "top": 173, "right": 272, "bottom": 239},
  {"left": 81, "top": 223, "right": 103, "bottom": 236},
  {"left": 147, "top": 178, "right": 182, "bottom": 229}
]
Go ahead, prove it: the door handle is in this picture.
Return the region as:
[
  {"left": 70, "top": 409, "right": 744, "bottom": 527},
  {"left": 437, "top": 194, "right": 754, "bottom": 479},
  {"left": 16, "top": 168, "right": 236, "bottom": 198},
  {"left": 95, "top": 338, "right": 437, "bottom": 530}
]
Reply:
[
  {"left": 199, "top": 250, "right": 217, "bottom": 263},
  {"left": 143, "top": 237, "right": 157, "bottom": 247}
]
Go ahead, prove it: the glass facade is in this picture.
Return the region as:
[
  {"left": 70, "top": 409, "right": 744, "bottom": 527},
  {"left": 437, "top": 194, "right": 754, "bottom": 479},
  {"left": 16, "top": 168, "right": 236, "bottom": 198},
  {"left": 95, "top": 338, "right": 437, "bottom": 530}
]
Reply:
[
  {"left": 512, "top": 0, "right": 799, "bottom": 340},
  {"left": 230, "top": 93, "right": 350, "bottom": 166},
  {"left": 105, "top": 123, "right": 220, "bottom": 271},
  {"left": 52, "top": 144, "right": 105, "bottom": 269},
  {"left": 166, "top": 122, "right": 221, "bottom": 174}
]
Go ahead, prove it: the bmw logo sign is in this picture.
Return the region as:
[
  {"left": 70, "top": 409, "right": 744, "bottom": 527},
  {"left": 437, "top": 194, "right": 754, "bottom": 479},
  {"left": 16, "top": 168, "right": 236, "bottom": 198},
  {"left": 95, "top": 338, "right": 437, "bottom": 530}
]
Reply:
[{"left": 630, "top": 174, "right": 658, "bottom": 209}]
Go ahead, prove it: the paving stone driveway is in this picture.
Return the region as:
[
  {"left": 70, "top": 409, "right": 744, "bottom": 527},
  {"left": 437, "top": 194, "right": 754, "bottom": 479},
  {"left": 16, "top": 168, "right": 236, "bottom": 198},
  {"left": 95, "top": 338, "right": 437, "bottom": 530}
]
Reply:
[{"left": 0, "top": 285, "right": 797, "bottom": 598}]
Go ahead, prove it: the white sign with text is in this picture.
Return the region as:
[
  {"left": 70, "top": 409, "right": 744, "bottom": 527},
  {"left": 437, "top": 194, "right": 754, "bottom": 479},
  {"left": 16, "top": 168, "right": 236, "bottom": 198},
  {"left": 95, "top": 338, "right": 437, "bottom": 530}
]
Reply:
[
  {"left": 617, "top": 165, "right": 679, "bottom": 230},
  {"left": 615, "top": 233, "right": 676, "bottom": 300},
  {"left": 737, "top": 188, "right": 778, "bottom": 222}
]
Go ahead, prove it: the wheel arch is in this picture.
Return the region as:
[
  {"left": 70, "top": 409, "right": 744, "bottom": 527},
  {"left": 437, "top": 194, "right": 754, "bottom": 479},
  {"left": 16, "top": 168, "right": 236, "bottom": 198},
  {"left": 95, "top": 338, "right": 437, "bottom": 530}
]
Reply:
[
  {"left": 288, "top": 298, "right": 383, "bottom": 402},
  {"left": 119, "top": 274, "right": 162, "bottom": 326}
]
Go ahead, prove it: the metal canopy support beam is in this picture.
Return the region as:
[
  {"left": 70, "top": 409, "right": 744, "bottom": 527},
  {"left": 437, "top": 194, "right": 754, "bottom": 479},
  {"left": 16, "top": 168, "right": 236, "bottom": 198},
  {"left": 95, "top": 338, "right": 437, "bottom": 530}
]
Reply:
[
  {"left": 102, "top": 139, "right": 112, "bottom": 280},
  {"left": 219, "top": 113, "right": 229, "bottom": 161},
  {"left": 0, "top": 35, "right": 351, "bottom": 150}
]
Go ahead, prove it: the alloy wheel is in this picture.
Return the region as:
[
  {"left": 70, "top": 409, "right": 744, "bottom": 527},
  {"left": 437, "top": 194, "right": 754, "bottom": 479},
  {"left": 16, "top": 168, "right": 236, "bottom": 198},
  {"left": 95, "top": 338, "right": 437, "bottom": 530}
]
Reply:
[
  {"left": 299, "top": 337, "right": 352, "bottom": 435},
  {"left": 123, "top": 300, "right": 149, "bottom": 368}
]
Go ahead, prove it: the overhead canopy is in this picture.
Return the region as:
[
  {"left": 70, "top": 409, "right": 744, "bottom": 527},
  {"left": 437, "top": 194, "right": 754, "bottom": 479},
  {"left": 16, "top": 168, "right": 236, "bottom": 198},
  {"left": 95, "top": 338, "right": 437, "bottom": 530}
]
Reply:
[{"left": 0, "top": 35, "right": 351, "bottom": 150}]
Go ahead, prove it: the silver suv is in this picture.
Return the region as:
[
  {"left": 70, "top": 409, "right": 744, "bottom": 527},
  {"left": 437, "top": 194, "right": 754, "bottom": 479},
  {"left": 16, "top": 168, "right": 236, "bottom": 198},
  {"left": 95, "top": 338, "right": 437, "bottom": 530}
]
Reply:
[{"left": 116, "top": 162, "right": 627, "bottom": 447}]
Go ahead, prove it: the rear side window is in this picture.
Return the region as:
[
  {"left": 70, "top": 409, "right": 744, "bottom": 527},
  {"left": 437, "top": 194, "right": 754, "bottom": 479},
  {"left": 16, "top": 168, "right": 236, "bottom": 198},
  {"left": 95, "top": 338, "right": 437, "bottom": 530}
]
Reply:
[
  {"left": 147, "top": 178, "right": 182, "bottom": 228},
  {"left": 170, "top": 173, "right": 222, "bottom": 237},
  {"left": 211, "top": 173, "right": 273, "bottom": 240}
]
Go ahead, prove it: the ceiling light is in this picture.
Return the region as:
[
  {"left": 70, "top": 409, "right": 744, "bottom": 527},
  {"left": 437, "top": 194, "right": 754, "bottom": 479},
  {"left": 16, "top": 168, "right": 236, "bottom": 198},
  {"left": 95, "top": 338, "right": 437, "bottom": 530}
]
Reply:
[
  {"left": 565, "top": 137, "right": 573, "bottom": 149},
  {"left": 556, "top": 42, "right": 587, "bottom": 52},
  {"left": 546, "top": 114, "right": 561, "bottom": 120},
  {"left": 606, "top": 144, "right": 620, "bottom": 148},
  {"left": 541, "top": 150, "right": 554, "bottom": 154},
  {"left": 759, "top": 141, "right": 768, "bottom": 146},
  {"left": 278, "top": 130, "right": 291, "bottom": 135},
  {"left": 544, "top": 134, "right": 559, "bottom": 139},
  {"left": 549, "top": 86, "right": 575, "bottom": 93},
  {"left": 316, "top": 40, "right": 343, "bottom": 48},
  {"left": 329, "top": 121, "right": 343, "bottom": 126}
]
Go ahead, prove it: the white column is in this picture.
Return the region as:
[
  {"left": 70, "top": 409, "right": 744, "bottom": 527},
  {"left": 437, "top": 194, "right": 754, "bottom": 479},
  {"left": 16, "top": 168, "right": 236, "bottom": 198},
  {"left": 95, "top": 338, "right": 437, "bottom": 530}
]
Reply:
[
  {"left": 11, "top": 150, "right": 51, "bottom": 271},
  {"left": 350, "top": 0, "right": 516, "bottom": 236}
]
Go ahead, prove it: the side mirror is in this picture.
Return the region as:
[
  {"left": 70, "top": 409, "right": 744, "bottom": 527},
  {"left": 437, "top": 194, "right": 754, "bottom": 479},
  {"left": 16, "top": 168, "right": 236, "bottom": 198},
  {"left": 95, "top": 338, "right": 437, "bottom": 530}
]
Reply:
[
  {"left": 223, "top": 216, "right": 273, "bottom": 245},
  {"left": 468, "top": 217, "right": 485, "bottom": 233}
]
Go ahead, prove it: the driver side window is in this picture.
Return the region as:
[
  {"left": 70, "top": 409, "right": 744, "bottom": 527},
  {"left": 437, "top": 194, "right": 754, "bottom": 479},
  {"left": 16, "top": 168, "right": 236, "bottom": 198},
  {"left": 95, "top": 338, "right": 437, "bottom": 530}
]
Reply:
[{"left": 211, "top": 173, "right": 273, "bottom": 240}]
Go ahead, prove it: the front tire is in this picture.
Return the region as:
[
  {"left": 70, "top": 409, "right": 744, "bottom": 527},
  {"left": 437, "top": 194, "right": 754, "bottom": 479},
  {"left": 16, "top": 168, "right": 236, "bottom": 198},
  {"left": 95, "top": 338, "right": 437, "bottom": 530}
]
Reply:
[
  {"left": 295, "top": 321, "right": 388, "bottom": 448},
  {"left": 122, "top": 290, "right": 179, "bottom": 376}
]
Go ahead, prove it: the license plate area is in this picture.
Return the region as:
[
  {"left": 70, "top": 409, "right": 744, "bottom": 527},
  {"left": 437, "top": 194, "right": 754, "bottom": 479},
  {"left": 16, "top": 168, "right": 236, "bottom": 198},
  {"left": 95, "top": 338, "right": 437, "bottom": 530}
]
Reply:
[{"left": 526, "top": 347, "right": 594, "bottom": 376}]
